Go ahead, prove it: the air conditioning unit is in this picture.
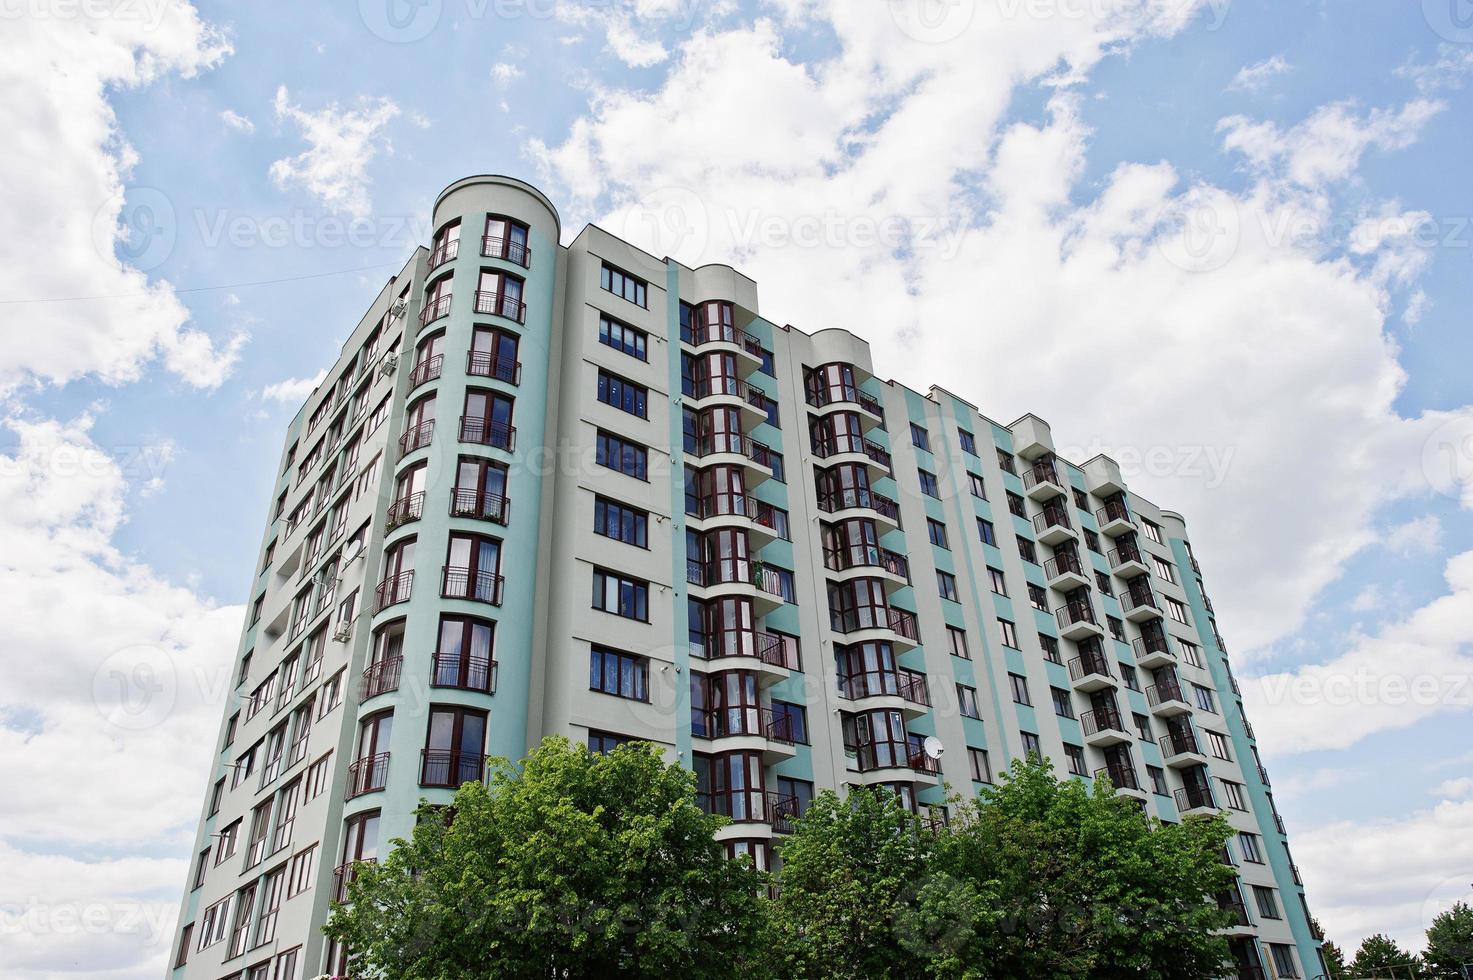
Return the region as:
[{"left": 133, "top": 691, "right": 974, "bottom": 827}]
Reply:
[
  {"left": 389, "top": 298, "right": 407, "bottom": 319},
  {"left": 378, "top": 351, "right": 399, "bottom": 379},
  {"left": 332, "top": 621, "right": 353, "bottom": 643}
]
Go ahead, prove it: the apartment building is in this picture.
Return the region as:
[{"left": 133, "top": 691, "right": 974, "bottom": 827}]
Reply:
[{"left": 170, "top": 174, "right": 1324, "bottom": 980}]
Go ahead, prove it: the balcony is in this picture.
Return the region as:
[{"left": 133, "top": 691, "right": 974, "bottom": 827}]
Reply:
[
  {"left": 690, "top": 493, "right": 790, "bottom": 545},
  {"left": 420, "top": 749, "right": 489, "bottom": 789},
  {"left": 374, "top": 570, "right": 413, "bottom": 613},
  {"left": 1021, "top": 458, "right": 1066, "bottom": 501},
  {"left": 681, "top": 319, "right": 765, "bottom": 367},
  {"left": 816, "top": 487, "right": 901, "bottom": 527},
  {"left": 830, "top": 606, "right": 920, "bottom": 649},
  {"left": 836, "top": 670, "right": 930, "bottom": 717},
  {"left": 473, "top": 289, "right": 527, "bottom": 323},
  {"left": 1054, "top": 598, "right": 1103, "bottom": 640},
  {"left": 1218, "top": 890, "right": 1254, "bottom": 931},
  {"left": 1044, "top": 550, "right": 1091, "bottom": 592},
  {"left": 427, "top": 237, "right": 459, "bottom": 270},
  {"left": 1258, "top": 764, "right": 1271, "bottom": 786},
  {"left": 823, "top": 544, "right": 911, "bottom": 587},
  {"left": 1158, "top": 728, "right": 1209, "bottom": 767},
  {"left": 1094, "top": 764, "right": 1144, "bottom": 795},
  {"left": 1032, "top": 506, "right": 1076, "bottom": 546},
  {"left": 697, "top": 628, "right": 799, "bottom": 683},
  {"left": 345, "top": 752, "right": 389, "bottom": 799},
  {"left": 1080, "top": 707, "right": 1131, "bottom": 746},
  {"left": 431, "top": 652, "right": 497, "bottom": 693},
  {"left": 1068, "top": 651, "right": 1116, "bottom": 692},
  {"left": 459, "top": 416, "right": 516, "bottom": 451},
  {"left": 419, "top": 294, "right": 451, "bottom": 326},
  {"left": 1132, "top": 631, "right": 1175, "bottom": 669},
  {"left": 1095, "top": 496, "right": 1136, "bottom": 536},
  {"left": 1108, "top": 540, "right": 1151, "bottom": 578},
  {"left": 482, "top": 235, "right": 530, "bottom": 268},
  {"left": 1174, "top": 783, "right": 1218, "bottom": 815},
  {"left": 1146, "top": 680, "right": 1192, "bottom": 717},
  {"left": 398, "top": 420, "right": 435, "bottom": 458},
  {"left": 804, "top": 384, "right": 885, "bottom": 426},
  {"left": 688, "top": 433, "right": 776, "bottom": 482},
  {"left": 386, "top": 491, "right": 425, "bottom": 530},
  {"left": 440, "top": 566, "right": 504, "bottom": 606},
  {"left": 767, "top": 792, "right": 801, "bottom": 834},
  {"left": 810, "top": 432, "right": 892, "bottom": 478},
  {"left": 1242, "top": 719, "right": 1255, "bottom": 740},
  {"left": 689, "top": 374, "right": 768, "bottom": 421},
  {"left": 332, "top": 858, "right": 377, "bottom": 902},
  {"left": 466, "top": 350, "right": 522, "bottom": 385},
  {"left": 1122, "top": 583, "right": 1163, "bottom": 623},
  {"left": 694, "top": 707, "right": 801, "bottom": 762},
  {"left": 449, "top": 487, "right": 510, "bottom": 525},
  {"left": 408, "top": 353, "right": 443, "bottom": 390},
  {"left": 360, "top": 656, "right": 402, "bottom": 701}
]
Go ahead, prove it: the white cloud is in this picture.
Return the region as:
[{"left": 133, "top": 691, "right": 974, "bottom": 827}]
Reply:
[
  {"left": 260, "top": 368, "right": 328, "bottom": 403},
  {"left": 1396, "top": 44, "right": 1473, "bottom": 94},
  {"left": 492, "top": 62, "right": 524, "bottom": 87},
  {"left": 1228, "top": 54, "right": 1290, "bottom": 93},
  {"left": 1434, "top": 777, "right": 1473, "bottom": 799},
  {"left": 1297, "top": 799, "right": 1473, "bottom": 953},
  {"left": 1349, "top": 585, "right": 1384, "bottom": 612},
  {"left": 1246, "top": 550, "right": 1473, "bottom": 755},
  {"left": 0, "top": 2, "right": 241, "bottom": 395},
  {"left": 268, "top": 86, "right": 400, "bottom": 221},
  {"left": 1384, "top": 515, "right": 1443, "bottom": 556},
  {"left": 219, "top": 108, "right": 254, "bottom": 133}
]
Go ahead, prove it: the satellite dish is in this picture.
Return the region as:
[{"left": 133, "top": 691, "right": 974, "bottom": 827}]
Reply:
[
  {"left": 922, "top": 736, "right": 945, "bottom": 760},
  {"left": 342, "top": 539, "right": 363, "bottom": 563}
]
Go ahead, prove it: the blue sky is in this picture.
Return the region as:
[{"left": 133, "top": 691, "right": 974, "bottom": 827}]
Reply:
[{"left": 3, "top": 0, "right": 1473, "bottom": 975}]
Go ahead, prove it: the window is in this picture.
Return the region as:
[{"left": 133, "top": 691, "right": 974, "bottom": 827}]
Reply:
[
  {"left": 937, "top": 571, "right": 959, "bottom": 601},
  {"left": 287, "top": 844, "right": 317, "bottom": 898},
  {"left": 968, "top": 472, "right": 987, "bottom": 498},
  {"left": 1016, "top": 537, "right": 1037, "bottom": 564},
  {"left": 1064, "top": 744, "right": 1087, "bottom": 776},
  {"left": 927, "top": 519, "right": 949, "bottom": 548},
  {"left": 599, "top": 315, "right": 647, "bottom": 360},
  {"left": 588, "top": 729, "right": 634, "bottom": 754},
  {"left": 224, "top": 712, "right": 238, "bottom": 748},
  {"left": 175, "top": 923, "right": 193, "bottom": 968},
  {"left": 257, "top": 866, "right": 286, "bottom": 944},
  {"left": 1152, "top": 556, "right": 1177, "bottom": 582},
  {"left": 996, "top": 449, "right": 1016, "bottom": 474},
  {"left": 1108, "top": 616, "right": 1126, "bottom": 642},
  {"left": 197, "top": 895, "right": 231, "bottom": 950},
  {"left": 1027, "top": 583, "right": 1048, "bottom": 612},
  {"left": 771, "top": 701, "right": 809, "bottom": 743},
  {"left": 1148, "top": 766, "right": 1168, "bottom": 795},
  {"left": 319, "top": 669, "right": 344, "bottom": 716},
  {"left": 1179, "top": 639, "right": 1204, "bottom": 668},
  {"left": 1166, "top": 597, "right": 1190, "bottom": 624},
  {"left": 1039, "top": 634, "right": 1061, "bottom": 664},
  {"left": 1268, "top": 944, "right": 1299, "bottom": 978},
  {"left": 1006, "top": 492, "right": 1026, "bottom": 518},
  {"left": 600, "top": 262, "right": 647, "bottom": 306},
  {"left": 1083, "top": 528, "right": 1102, "bottom": 554},
  {"left": 192, "top": 847, "right": 210, "bottom": 889},
  {"left": 1192, "top": 684, "right": 1217, "bottom": 713},
  {"left": 595, "top": 429, "right": 648, "bottom": 480},
  {"left": 245, "top": 799, "right": 273, "bottom": 868},
  {"left": 1050, "top": 687, "right": 1074, "bottom": 718},
  {"left": 919, "top": 470, "right": 939, "bottom": 498},
  {"left": 957, "top": 684, "right": 981, "bottom": 718},
  {"left": 968, "top": 747, "right": 992, "bottom": 783},
  {"left": 592, "top": 568, "right": 649, "bottom": 621},
  {"left": 596, "top": 369, "right": 648, "bottom": 418},
  {"left": 1239, "top": 831, "right": 1264, "bottom": 863},
  {"left": 594, "top": 496, "right": 648, "bottom": 548},
  {"left": 228, "top": 883, "right": 256, "bottom": 957},
  {"left": 999, "top": 619, "right": 1020, "bottom": 649},
  {"left": 910, "top": 423, "right": 930, "bottom": 451},
  {"left": 1207, "top": 730, "right": 1233, "bottom": 760},
  {"left": 958, "top": 429, "right": 977, "bottom": 455},
  {"left": 305, "top": 752, "right": 332, "bottom": 800},
  {"left": 1020, "top": 731, "right": 1041, "bottom": 758},
  {"left": 1222, "top": 781, "right": 1248, "bottom": 810},
  {"left": 209, "top": 777, "right": 225, "bottom": 816},
  {"left": 987, "top": 567, "right": 1007, "bottom": 595},
  {"left": 1133, "top": 713, "right": 1151, "bottom": 740},
  {"left": 272, "top": 948, "right": 300, "bottom": 980},
  {"left": 1009, "top": 673, "right": 1031, "bottom": 705},
  {"left": 977, "top": 518, "right": 996, "bottom": 546},
  {"left": 1142, "top": 519, "right": 1165, "bottom": 544},
  {"left": 1072, "top": 488, "right": 1088, "bottom": 510},
  {"left": 1119, "top": 663, "right": 1139, "bottom": 691},
  {"left": 589, "top": 646, "right": 649, "bottom": 701},
  {"left": 1095, "top": 571, "right": 1113, "bottom": 597},
  {"left": 946, "top": 626, "right": 970, "bottom": 659}
]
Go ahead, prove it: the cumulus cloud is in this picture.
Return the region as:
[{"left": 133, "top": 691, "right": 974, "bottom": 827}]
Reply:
[
  {"left": 219, "top": 108, "right": 254, "bottom": 133},
  {"left": 1228, "top": 54, "right": 1291, "bottom": 93},
  {"left": 1396, "top": 44, "right": 1473, "bottom": 94},
  {"left": 492, "top": 62, "right": 524, "bottom": 87},
  {"left": 268, "top": 86, "right": 400, "bottom": 221},
  {"left": 1384, "top": 515, "right": 1443, "bottom": 556},
  {"left": 260, "top": 368, "right": 328, "bottom": 403}
]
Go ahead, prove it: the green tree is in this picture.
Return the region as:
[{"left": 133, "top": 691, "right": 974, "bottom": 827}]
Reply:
[
  {"left": 939, "top": 756, "right": 1239, "bottom": 980},
  {"left": 769, "top": 786, "right": 997, "bottom": 979},
  {"left": 324, "top": 737, "right": 769, "bottom": 979},
  {"left": 1350, "top": 934, "right": 1422, "bottom": 978},
  {"left": 1424, "top": 903, "right": 1473, "bottom": 979},
  {"left": 1318, "top": 920, "right": 1349, "bottom": 979}
]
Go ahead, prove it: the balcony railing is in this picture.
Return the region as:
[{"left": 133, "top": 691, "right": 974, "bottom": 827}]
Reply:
[
  {"left": 1055, "top": 599, "right": 1098, "bottom": 631},
  {"left": 1033, "top": 507, "right": 1072, "bottom": 535},
  {"left": 767, "top": 792, "right": 801, "bottom": 834},
  {"left": 1044, "top": 551, "right": 1086, "bottom": 582},
  {"left": 1069, "top": 653, "right": 1113, "bottom": 683},
  {"left": 815, "top": 487, "right": 901, "bottom": 523},
  {"left": 689, "top": 373, "right": 765, "bottom": 408},
  {"left": 1147, "top": 680, "right": 1187, "bottom": 708},
  {"left": 1158, "top": 728, "right": 1200, "bottom": 757},
  {"left": 420, "top": 749, "right": 489, "bottom": 788},
  {"left": 398, "top": 420, "right": 435, "bottom": 458},
  {"left": 431, "top": 652, "right": 497, "bottom": 693},
  {"left": 1094, "top": 765, "right": 1141, "bottom": 792},
  {"left": 689, "top": 432, "right": 774, "bottom": 467},
  {"left": 1132, "top": 632, "right": 1172, "bottom": 661},
  {"left": 374, "top": 571, "right": 413, "bottom": 612},
  {"left": 440, "top": 566, "right": 504, "bottom": 605},
  {"left": 810, "top": 432, "right": 867, "bottom": 460},
  {"left": 692, "top": 493, "right": 790, "bottom": 539},
  {"left": 345, "top": 752, "right": 389, "bottom": 799},
  {"left": 1109, "top": 542, "right": 1147, "bottom": 571},
  {"left": 823, "top": 544, "right": 910, "bottom": 582},
  {"left": 332, "top": 858, "right": 377, "bottom": 902},
  {"left": 427, "top": 237, "right": 458, "bottom": 269},
  {"left": 907, "top": 750, "right": 941, "bottom": 775},
  {"left": 1218, "top": 891, "right": 1253, "bottom": 927},
  {"left": 701, "top": 628, "right": 799, "bottom": 670},
  {"left": 459, "top": 416, "right": 516, "bottom": 450},
  {"left": 386, "top": 491, "right": 425, "bottom": 529},
  {"left": 408, "top": 353, "right": 443, "bottom": 389},
  {"left": 1123, "top": 584, "right": 1159, "bottom": 614},
  {"left": 1096, "top": 497, "right": 1132, "bottom": 527},
  {"left": 1081, "top": 707, "right": 1127, "bottom": 738},
  {"left": 1174, "top": 783, "right": 1217, "bottom": 812},
  {"left": 418, "top": 294, "right": 451, "bottom": 325},
  {"left": 360, "top": 656, "right": 403, "bottom": 701},
  {"left": 449, "top": 487, "right": 510, "bottom": 525},
  {"left": 830, "top": 606, "right": 919, "bottom": 641},
  {"left": 1021, "top": 460, "right": 1061, "bottom": 492},
  {"left": 473, "top": 289, "right": 527, "bottom": 323},
  {"left": 683, "top": 320, "right": 765, "bottom": 357},
  {"left": 1258, "top": 765, "right": 1271, "bottom": 786},
  {"left": 466, "top": 350, "right": 522, "bottom": 385},
  {"left": 696, "top": 706, "right": 800, "bottom": 744},
  {"left": 482, "top": 236, "right": 530, "bottom": 267},
  {"left": 804, "top": 384, "right": 885, "bottom": 419},
  {"left": 836, "top": 670, "right": 929, "bottom": 706},
  {"left": 687, "top": 559, "right": 786, "bottom": 600}
]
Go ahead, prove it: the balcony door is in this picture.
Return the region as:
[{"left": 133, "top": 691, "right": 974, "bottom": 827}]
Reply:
[
  {"left": 470, "top": 326, "right": 519, "bottom": 382},
  {"left": 423, "top": 707, "right": 487, "bottom": 787},
  {"left": 445, "top": 533, "right": 501, "bottom": 602},
  {"left": 462, "top": 389, "right": 514, "bottom": 448},
  {"left": 453, "top": 457, "right": 508, "bottom": 521},
  {"left": 434, "top": 615, "right": 495, "bottom": 691}
]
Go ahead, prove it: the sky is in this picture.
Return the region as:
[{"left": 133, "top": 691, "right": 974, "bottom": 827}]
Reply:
[{"left": 2, "top": 0, "right": 1472, "bottom": 976}]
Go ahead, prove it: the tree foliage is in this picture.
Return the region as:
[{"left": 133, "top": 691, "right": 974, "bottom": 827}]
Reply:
[
  {"left": 323, "top": 737, "right": 769, "bottom": 979},
  {"left": 1424, "top": 903, "right": 1473, "bottom": 980},
  {"left": 1350, "top": 934, "right": 1423, "bottom": 979}
]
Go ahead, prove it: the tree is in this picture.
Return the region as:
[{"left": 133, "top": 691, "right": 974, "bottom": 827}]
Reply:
[
  {"left": 1317, "top": 920, "right": 1349, "bottom": 979},
  {"left": 324, "top": 737, "right": 769, "bottom": 979},
  {"left": 938, "top": 756, "right": 1239, "bottom": 980},
  {"left": 769, "top": 786, "right": 996, "bottom": 979},
  {"left": 1424, "top": 903, "right": 1473, "bottom": 979},
  {"left": 1350, "top": 934, "right": 1422, "bottom": 979}
]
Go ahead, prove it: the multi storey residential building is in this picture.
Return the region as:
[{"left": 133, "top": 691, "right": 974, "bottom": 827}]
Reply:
[{"left": 171, "top": 175, "right": 1324, "bottom": 980}]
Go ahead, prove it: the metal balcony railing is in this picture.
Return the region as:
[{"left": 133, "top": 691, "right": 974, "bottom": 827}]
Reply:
[
  {"left": 345, "top": 753, "right": 389, "bottom": 799},
  {"left": 482, "top": 236, "right": 530, "bottom": 267},
  {"left": 473, "top": 289, "right": 527, "bottom": 323}
]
